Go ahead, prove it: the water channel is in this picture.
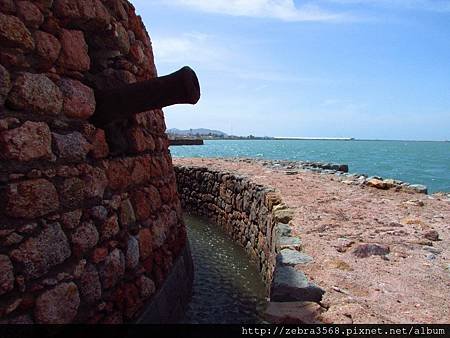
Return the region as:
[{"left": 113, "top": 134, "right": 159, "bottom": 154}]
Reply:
[{"left": 181, "top": 214, "right": 268, "bottom": 324}]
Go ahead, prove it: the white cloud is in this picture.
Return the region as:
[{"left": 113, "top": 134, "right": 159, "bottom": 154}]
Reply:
[
  {"left": 152, "top": 32, "right": 231, "bottom": 67},
  {"left": 162, "top": 0, "right": 351, "bottom": 22},
  {"left": 323, "top": 0, "right": 450, "bottom": 12}
]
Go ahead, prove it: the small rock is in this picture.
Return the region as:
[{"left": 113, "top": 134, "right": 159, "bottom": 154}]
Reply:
[
  {"left": 271, "top": 266, "right": 325, "bottom": 303},
  {"left": 407, "top": 184, "right": 428, "bottom": 194},
  {"left": 366, "top": 178, "right": 389, "bottom": 190},
  {"left": 423, "top": 230, "right": 440, "bottom": 242},
  {"left": 276, "top": 249, "right": 313, "bottom": 266},
  {"left": 404, "top": 199, "right": 425, "bottom": 207},
  {"left": 423, "top": 246, "right": 442, "bottom": 255},
  {"left": 335, "top": 238, "right": 355, "bottom": 253},
  {"left": 353, "top": 243, "right": 390, "bottom": 258},
  {"left": 274, "top": 208, "right": 295, "bottom": 223},
  {"left": 277, "top": 236, "right": 302, "bottom": 251}
]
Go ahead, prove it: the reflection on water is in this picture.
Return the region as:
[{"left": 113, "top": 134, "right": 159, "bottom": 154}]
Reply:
[{"left": 181, "top": 214, "right": 268, "bottom": 324}]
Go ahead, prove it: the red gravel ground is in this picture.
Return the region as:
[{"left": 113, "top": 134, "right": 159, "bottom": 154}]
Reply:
[{"left": 174, "top": 158, "right": 450, "bottom": 324}]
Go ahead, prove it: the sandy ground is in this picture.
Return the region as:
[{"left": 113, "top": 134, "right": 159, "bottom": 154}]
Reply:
[{"left": 173, "top": 157, "right": 450, "bottom": 324}]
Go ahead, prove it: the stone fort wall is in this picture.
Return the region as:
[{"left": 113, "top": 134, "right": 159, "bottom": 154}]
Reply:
[{"left": 0, "top": 0, "right": 191, "bottom": 323}]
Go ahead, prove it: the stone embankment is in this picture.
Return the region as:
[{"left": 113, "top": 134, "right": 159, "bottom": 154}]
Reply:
[
  {"left": 249, "top": 159, "right": 430, "bottom": 195},
  {"left": 175, "top": 165, "right": 327, "bottom": 323},
  {"left": 174, "top": 158, "right": 450, "bottom": 324}
]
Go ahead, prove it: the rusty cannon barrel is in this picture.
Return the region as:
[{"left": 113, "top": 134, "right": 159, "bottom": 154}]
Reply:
[{"left": 90, "top": 66, "right": 200, "bottom": 128}]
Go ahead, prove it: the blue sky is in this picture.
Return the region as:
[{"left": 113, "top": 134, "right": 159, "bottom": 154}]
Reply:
[{"left": 132, "top": 0, "right": 450, "bottom": 140}]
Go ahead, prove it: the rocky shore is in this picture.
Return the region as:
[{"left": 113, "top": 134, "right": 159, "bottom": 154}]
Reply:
[{"left": 173, "top": 157, "right": 450, "bottom": 324}]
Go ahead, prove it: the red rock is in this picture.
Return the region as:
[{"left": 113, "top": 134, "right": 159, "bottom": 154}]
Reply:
[
  {"left": 138, "top": 228, "right": 152, "bottom": 260},
  {"left": 0, "top": 48, "right": 28, "bottom": 70},
  {"left": 0, "top": 64, "right": 11, "bottom": 106},
  {"left": 100, "top": 215, "right": 120, "bottom": 240},
  {"left": 79, "top": 264, "right": 101, "bottom": 304},
  {"left": 130, "top": 41, "right": 145, "bottom": 65},
  {"left": 52, "top": 131, "right": 91, "bottom": 162},
  {"left": 130, "top": 156, "right": 151, "bottom": 185},
  {"left": 105, "top": 160, "right": 130, "bottom": 191},
  {"left": 71, "top": 222, "right": 99, "bottom": 255},
  {"left": 82, "top": 167, "right": 107, "bottom": 199},
  {"left": 10, "top": 223, "right": 70, "bottom": 279},
  {"left": 128, "top": 127, "right": 155, "bottom": 153},
  {"left": 0, "top": 0, "right": 15, "bottom": 14},
  {"left": 0, "top": 13, "right": 34, "bottom": 50},
  {"left": 60, "top": 209, "right": 82, "bottom": 230},
  {"left": 31, "top": 0, "right": 53, "bottom": 12},
  {"left": 132, "top": 190, "right": 150, "bottom": 221},
  {"left": 99, "top": 249, "right": 125, "bottom": 289},
  {"left": 89, "top": 129, "right": 109, "bottom": 159},
  {"left": 34, "top": 282, "right": 80, "bottom": 324},
  {"left": 103, "top": 0, "right": 128, "bottom": 22},
  {"left": 0, "top": 255, "right": 14, "bottom": 295},
  {"left": 58, "top": 177, "right": 85, "bottom": 208},
  {"left": 91, "top": 247, "right": 108, "bottom": 264},
  {"left": 5, "top": 179, "right": 59, "bottom": 219},
  {"left": 53, "top": 0, "right": 111, "bottom": 30},
  {"left": 7, "top": 72, "right": 63, "bottom": 115},
  {"left": 57, "top": 29, "right": 90, "bottom": 72},
  {"left": 59, "top": 78, "right": 95, "bottom": 119},
  {"left": 34, "top": 31, "right": 61, "bottom": 69},
  {"left": 16, "top": 1, "right": 44, "bottom": 29},
  {"left": 0, "top": 121, "right": 52, "bottom": 162}
]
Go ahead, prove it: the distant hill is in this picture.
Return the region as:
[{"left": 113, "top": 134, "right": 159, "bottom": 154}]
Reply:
[{"left": 167, "top": 128, "right": 228, "bottom": 137}]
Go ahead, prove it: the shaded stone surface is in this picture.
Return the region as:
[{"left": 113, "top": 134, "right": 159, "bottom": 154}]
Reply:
[
  {"left": 0, "top": 12, "right": 34, "bottom": 50},
  {"left": 11, "top": 223, "right": 71, "bottom": 279},
  {"left": 71, "top": 222, "right": 99, "bottom": 254},
  {"left": 34, "top": 282, "right": 80, "bottom": 324},
  {"left": 79, "top": 264, "right": 101, "bottom": 304},
  {"left": 0, "top": 255, "right": 14, "bottom": 295},
  {"left": 99, "top": 249, "right": 125, "bottom": 289},
  {"left": 271, "top": 266, "right": 325, "bottom": 303},
  {"left": 5, "top": 179, "right": 59, "bottom": 218}
]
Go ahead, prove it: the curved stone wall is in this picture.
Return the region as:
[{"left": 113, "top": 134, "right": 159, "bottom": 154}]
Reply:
[
  {"left": 175, "top": 165, "right": 325, "bottom": 312},
  {"left": 0, "top": 0, "right": 191, "bottom": 324}
]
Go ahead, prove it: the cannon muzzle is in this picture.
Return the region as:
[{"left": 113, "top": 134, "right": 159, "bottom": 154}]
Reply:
[{"left": 90, "top": 66, "right": 200, "bottom": 128}]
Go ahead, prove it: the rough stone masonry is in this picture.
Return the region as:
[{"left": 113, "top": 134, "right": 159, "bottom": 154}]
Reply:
[{"left": 0, "top": 0, "right": 189, "bottom": 323}]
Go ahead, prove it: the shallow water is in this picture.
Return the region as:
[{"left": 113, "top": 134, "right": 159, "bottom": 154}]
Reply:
[
  {"left": 181, "top": 214, "right": 267, "bottom": 324},
  {"left": 170, "top": 139, "right": 450, "bottom": 193}
]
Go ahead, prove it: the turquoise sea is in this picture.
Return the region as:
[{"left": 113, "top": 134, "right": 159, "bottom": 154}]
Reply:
[{"left": 170, "top": 140, "right": 450, "bottom": 193}]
